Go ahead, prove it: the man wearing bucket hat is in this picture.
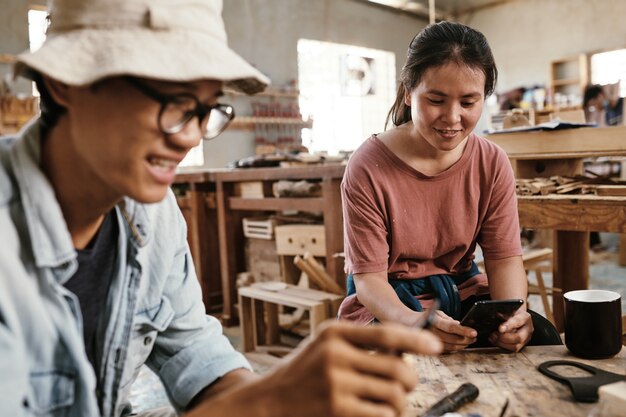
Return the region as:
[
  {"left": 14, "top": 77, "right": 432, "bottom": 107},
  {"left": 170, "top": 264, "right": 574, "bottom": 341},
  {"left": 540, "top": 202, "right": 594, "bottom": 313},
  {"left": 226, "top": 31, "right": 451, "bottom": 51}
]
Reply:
[{"left": 0, "top": 0, "right": 442, "bottom": 416}]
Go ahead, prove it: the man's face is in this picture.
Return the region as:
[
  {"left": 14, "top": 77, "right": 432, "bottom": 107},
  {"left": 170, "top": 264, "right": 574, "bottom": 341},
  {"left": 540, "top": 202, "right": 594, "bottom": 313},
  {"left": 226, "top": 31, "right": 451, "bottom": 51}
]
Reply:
[{"left": 62, "top": 77, "right": 224, "bottom": 204}]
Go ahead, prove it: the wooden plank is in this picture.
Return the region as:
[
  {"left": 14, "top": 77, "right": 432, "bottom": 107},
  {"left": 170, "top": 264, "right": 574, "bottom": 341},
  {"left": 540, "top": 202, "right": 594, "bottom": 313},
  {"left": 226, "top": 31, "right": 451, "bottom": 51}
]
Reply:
[
  {"left": 293, "top": 255, "right": 334, "bottom": 292},
  {"left": 238, "top": 294, "right": 255, "bottom": 352},
  {"left": 217, "top": 181, "right": 244, "bottom": 326},
  {"left": 309, "top": 303, "right": 328, "bottom": 337},
  {"left": 620, "top": 234, "right": 626, "bottom": 267},
  {"left": 553, "top": 231, "right": 589, "bottom": 330},
  {"left": 518, "top": 195, "right": 626, "bottom": 233},
  {"left": 521, "top": 248, "right": 553, "bottom": 265},
  {"left": 302, "top": 253, "right": 344, "bottom": 295},
  {"left": 322, "top": 177, "right": 345, "bottom": 288},
  {"left": 174, "top": 171, "right": 213, "bottom": 184},
  {"left": 229, "top": 197, "right": 325, "bottom": 211},
  {"left": 486, "top": 126, "right": 626, "bottom": 159},
  {"left": 238, "top": 286, "right": 327, "bottom": 309},
  {"left": 263, "top": 303, "right": 280, "bottom": 345},
  {"left": 594, "top": 185, "right": 626, "bottom": 196},
  {"left": 281, "top": 286, "right": 342, "bottom": 302},
  {"left": 252, "top": 298, "right": 266, "bottom": 348},
  {"left": 213, "top": 165, "right": 345, "bottom": 182}
]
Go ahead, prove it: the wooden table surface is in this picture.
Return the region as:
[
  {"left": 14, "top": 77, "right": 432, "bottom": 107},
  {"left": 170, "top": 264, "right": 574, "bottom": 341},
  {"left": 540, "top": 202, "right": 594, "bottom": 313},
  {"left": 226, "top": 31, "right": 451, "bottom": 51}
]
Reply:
[{"left": 404, "top": 345, "right": 625, "bottom": 417}]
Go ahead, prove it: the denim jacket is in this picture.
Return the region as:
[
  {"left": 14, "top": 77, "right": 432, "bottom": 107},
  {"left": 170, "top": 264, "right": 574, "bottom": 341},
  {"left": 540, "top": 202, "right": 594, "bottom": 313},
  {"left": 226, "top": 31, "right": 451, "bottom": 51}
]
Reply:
[{"left": 0, "top": 120, "right": 251, "bottom": 417}]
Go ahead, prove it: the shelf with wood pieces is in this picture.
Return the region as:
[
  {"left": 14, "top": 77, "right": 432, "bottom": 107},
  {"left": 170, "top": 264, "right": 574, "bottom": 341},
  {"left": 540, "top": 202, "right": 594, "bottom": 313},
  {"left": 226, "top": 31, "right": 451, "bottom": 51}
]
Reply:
[
  {"left": 174, "top": 164, "right": 346, "bottom": 326},
  {"left": 225, "top": 87, "right": 301, "bottom": 99},
  {"left": 228, "top": 116, "right": 313, "bottom": 130}
]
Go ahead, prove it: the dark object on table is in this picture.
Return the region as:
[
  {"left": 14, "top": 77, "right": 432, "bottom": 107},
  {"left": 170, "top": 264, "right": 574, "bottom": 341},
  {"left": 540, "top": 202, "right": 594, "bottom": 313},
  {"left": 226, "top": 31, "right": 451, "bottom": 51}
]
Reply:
[
  {"left": 460, "top": 299, "right": 523, "bottom": 337},
  {"left": 229, "top": 154, "right": 285, "bottom": 168},
  {"left": 538, "top": 360, "right": 625, "bottom": 402},
  {"left": 421, "top": 382, "right": 479, "bottom": 417}
]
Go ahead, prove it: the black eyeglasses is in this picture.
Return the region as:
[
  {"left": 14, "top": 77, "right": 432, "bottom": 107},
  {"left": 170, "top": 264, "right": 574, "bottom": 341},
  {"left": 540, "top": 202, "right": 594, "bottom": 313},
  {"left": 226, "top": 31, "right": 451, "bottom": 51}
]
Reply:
[{"left": 125, "top": 77, "right": 235, "bottom": 141}]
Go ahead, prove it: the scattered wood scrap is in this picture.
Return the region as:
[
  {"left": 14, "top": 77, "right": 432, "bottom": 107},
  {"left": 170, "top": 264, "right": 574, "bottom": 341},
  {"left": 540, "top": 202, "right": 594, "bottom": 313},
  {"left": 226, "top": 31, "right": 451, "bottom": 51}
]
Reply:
[{"left": 516, "top": 175, "right": 626, "bottom": 196}]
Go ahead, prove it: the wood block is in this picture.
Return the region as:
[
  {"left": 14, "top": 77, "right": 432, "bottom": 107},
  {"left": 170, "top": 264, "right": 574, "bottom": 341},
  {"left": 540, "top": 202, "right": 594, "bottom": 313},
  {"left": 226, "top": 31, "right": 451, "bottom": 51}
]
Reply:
[
  {"left": 234, "top": 181, "right": 265, "bottom": 198},
  {"left": 275, "top": 224, "right": 325, "bottom": 256}
]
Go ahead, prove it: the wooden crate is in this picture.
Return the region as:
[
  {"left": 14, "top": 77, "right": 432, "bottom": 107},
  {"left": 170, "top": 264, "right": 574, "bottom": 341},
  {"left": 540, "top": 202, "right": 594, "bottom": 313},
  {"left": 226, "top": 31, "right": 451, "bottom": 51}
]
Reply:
[
  {"left": 243, "top": 217, "right": 275, "bottom": 240},
  {"left": 275, "top": 224, "right": 325, "bottom": 257}
]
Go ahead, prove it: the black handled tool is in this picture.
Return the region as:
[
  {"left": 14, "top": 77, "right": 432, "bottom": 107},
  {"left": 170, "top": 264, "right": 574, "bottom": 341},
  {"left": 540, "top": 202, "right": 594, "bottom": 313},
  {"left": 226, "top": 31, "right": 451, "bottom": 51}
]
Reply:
[
  {"left": 538, "top": 360, "right": 625, "bottom": 402},
  {"left": 421, "top": 382, "right": 479, "bottom": 417}
]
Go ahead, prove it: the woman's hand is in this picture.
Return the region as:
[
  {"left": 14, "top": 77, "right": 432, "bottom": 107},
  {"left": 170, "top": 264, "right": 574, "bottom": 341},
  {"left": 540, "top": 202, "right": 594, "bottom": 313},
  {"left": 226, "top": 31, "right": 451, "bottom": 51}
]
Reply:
[
  {"left": 488, "top": 308, "right": 533, "bottom": 352},
  {"left": 423, "top": 310, "right": 477, "bottom": 353}
]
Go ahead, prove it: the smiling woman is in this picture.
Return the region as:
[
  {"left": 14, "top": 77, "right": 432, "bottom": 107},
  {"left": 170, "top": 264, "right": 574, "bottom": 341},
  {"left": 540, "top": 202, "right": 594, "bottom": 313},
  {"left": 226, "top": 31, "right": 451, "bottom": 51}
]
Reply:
[{"left": 339, "top": 21, "right": 535, "bottom": 354}]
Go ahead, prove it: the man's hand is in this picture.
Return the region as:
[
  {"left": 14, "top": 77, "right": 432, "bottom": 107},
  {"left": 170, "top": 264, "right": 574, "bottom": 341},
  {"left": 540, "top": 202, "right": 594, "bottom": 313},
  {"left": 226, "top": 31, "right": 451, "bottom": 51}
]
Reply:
[
  {"left": 489, "top": 308, "right": 533, "bottom": 352},
  {"left": 185, "top": 321, "right": 442, "bottom": 417}
]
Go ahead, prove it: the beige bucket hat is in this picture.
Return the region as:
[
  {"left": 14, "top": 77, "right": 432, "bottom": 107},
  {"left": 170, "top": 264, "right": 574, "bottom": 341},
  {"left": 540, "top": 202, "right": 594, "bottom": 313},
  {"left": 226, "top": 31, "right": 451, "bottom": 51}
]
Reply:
[{"left": 13, "top": 0, "right": 270, "bottom": 94}]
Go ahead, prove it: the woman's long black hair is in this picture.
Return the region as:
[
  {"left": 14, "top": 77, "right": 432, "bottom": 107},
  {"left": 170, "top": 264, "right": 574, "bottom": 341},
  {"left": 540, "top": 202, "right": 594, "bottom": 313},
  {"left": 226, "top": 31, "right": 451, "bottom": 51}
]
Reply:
[{"left": 385, "top": 21, "right": 498, "bottom": 129}]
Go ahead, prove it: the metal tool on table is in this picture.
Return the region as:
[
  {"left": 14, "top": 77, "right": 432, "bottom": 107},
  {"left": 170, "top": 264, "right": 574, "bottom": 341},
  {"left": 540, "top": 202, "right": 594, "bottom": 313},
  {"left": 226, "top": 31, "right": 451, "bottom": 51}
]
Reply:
[
  {"left": 421, "top": 382, "right": 479, "bottom": 417},
  {"left": 538, "top": 360, "right": 625, "bottom": 402}
]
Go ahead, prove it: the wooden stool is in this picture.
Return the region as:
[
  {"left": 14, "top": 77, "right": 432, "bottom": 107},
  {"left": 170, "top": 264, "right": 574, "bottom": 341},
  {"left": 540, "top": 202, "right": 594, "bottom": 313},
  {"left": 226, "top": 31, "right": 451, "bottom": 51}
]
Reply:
[
  {"left": 522, "top": 248, "right": 561, "bottom": 325},
  {"left": 238, "top": 282, "right": 343, "bottom": 353},
  {"left": 477, "top": 248, "right": 561, "bottom": 325}
]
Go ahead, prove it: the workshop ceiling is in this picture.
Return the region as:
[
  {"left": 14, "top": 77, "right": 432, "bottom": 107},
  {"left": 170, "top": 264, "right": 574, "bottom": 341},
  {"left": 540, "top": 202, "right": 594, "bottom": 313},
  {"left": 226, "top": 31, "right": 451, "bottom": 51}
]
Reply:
[{"left": 362, "top": 0, "right": 519, "bottom": 20}]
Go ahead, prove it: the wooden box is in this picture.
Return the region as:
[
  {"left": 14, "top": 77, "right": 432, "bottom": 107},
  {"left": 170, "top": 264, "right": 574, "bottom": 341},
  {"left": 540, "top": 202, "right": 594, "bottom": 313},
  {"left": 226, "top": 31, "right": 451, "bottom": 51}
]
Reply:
[
  {"left": 234, "top": 181, "right": 265, "bottom": 198},
  {"left": 275, "top": 224, "right": 325, "bottom": 257},
  {"left": 243, "top": 217, "right": 275, "bottom": 240}
]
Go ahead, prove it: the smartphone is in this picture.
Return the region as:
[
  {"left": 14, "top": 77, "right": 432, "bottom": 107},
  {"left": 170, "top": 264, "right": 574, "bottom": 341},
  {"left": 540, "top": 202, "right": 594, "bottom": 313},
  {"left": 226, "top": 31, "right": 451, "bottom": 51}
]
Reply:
[{"left": 460, "top": 299, "right": 524, "bottom": 337}]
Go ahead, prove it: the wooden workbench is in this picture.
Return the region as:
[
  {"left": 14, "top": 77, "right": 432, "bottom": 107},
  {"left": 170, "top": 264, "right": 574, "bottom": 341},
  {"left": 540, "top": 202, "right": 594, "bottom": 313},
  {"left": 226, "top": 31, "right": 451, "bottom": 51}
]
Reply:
[
  {"left": 487, "top": 125, "right": 626, "bottom": 330},
  {"left": 175, "top": 164, "right": 346, "bottom": 325},
  {"left": 406, "top": 345, "right": 625, "bottom": 417}
]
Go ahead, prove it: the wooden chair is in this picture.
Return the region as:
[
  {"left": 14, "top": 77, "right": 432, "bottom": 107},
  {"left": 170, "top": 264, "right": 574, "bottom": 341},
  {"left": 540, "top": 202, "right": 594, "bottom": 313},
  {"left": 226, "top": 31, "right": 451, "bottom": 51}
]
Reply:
[
  {"left": 477, "top": 247, "right": 560, "bottom": 325},
  {"left": 522, "top": 248, "right": 561, "bottom": 325}
]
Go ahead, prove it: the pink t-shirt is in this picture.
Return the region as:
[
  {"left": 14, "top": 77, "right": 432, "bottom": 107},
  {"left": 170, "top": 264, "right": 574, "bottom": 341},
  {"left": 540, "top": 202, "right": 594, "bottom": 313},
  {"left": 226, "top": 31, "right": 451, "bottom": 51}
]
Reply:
[{"left": 342, "top": 133, "right": 522, "bottom": 279}]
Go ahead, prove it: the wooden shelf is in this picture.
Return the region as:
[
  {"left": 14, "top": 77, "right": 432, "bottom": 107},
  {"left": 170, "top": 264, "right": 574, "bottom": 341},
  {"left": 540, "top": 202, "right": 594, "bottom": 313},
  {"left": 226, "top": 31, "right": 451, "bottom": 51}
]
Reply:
[
  {"left": 174, "top": 165, "right": 346, "bottom": 326},
  {"left": 225, "top": 87, "right": 300, "bottom": 98},
  {"left": 549, "top": 54, "right": 589, "bottom": 105},
  {"left": 229, "top": 197, "right": 325, "bottom": 211},
  {"left": 229, "top": 117, "right": 313, "bottom": 130},
  {"left": 552, "top": 78, "right": 580, "bottom": 87}
]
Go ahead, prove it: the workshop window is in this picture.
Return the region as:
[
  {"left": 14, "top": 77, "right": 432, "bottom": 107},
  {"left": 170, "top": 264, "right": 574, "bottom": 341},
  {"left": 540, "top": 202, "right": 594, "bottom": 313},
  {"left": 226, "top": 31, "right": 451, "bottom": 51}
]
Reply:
[
  {"left": 298, "top": 39, "right": 396, "bottom": 155},
  {"left": 591, "top": 49, "right": 626, "bottom": 97}
]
